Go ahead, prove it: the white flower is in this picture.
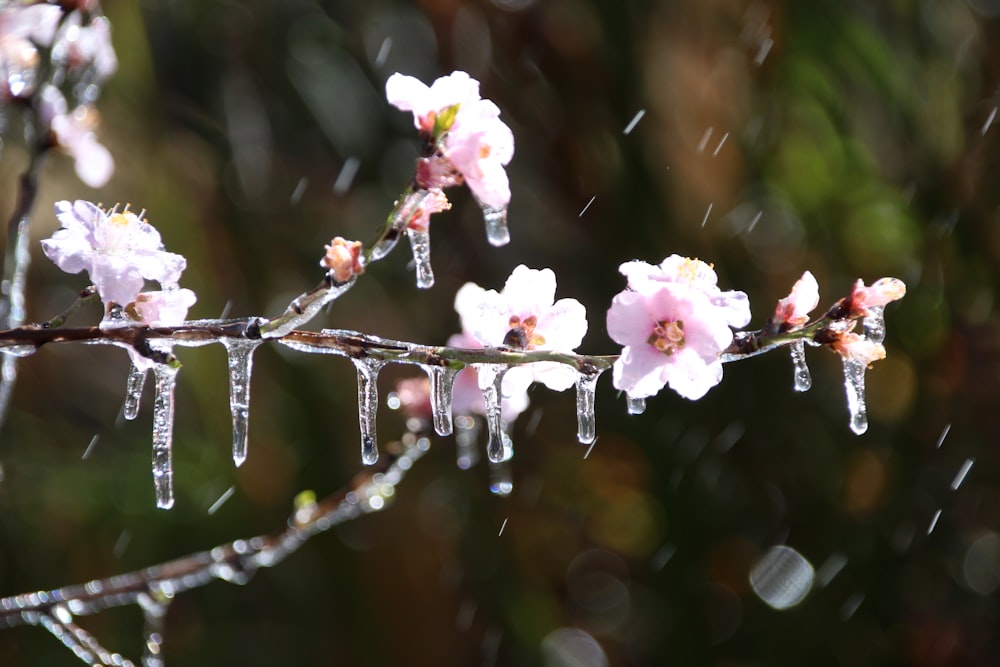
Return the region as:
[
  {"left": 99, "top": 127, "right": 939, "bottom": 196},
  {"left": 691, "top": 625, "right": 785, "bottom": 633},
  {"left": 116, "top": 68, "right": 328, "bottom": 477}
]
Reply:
[
  {"left": 455, "top": 265, "right": 587, "bottom": 395},
  {"left": 41, "top": 200, "right": 186, "bottom": 307},
  {"left": 130, "top": 289, "right": 197, "bottom": 326}
]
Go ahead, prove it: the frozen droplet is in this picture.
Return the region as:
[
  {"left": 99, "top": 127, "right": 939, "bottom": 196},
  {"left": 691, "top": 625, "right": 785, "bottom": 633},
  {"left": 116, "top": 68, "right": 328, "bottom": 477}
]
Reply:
[
  {"left": 477, "top": 365, "right": 508, "bottom": 463},
  {"left": 842, "top": 357, "right": 869, "bottom": 435},
  {"left": 863, "top": 305, "right": 885, "bottom": 345},
  {"left": 481, "top": 205, "right": 510, "bottom": 246},
  {"left": 749, "top": 545, "right": 814, "bottom": 610},
  {"left": 353, "top": 358, "right": 386, "bottom": 465},
  {"left": 424, "top": 365, "right": 458, "bottom": 436},
  {"left": 575, "top": 367, "right": 604, "bottom": 444},
  {"left": 455, "top": 414, "right": 480, "bottom": 470},
  {"left": 407, "top": 227, "right": 434, "bottom": 289},
  {"left": 626, "top": 395, "right": 646, "bottom": 415},
  {"left": 221, "top": 338, "right": 261, "bottom": 467},
  {"left": 789, "top": 340, "right": 812, "bottom": 392},
  {"left": 152, "top": 364, "right": 179, "bottom": 510},
  {"left": 123, "top": 364, "right": 147, "bottom": 420}
]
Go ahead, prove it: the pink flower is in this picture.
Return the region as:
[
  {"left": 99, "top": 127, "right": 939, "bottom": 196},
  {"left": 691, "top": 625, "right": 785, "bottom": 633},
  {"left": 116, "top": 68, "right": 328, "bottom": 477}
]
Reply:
[
  {"left": 404, "top": 188, "right": 451, "bottom": 232},
  {"left": 848, "top": 278, "right": 906, "bottom": 317},
  {"left": 41, "top": 200, "right": 187, "bottom": 307},
  {"left": 773, "top": 271, "right": 819, "bottom": 330},
  {"left": 618, "top": 255, "right": 751, "bottom": 329},
  {"left": 386, "top": 71, "right": 514, "bottom": 210},
  {"left": 454, "top": 265, "right": 587, "bottom": 395},
  {"left": 607, "top": 280, "right": 735, "bottom": 400}
]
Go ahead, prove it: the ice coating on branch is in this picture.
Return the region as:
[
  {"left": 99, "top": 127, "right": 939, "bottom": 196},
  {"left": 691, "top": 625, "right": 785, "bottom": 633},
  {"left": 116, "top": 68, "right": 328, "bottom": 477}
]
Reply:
[
  {"left": 626, "top": 395, "right": 646, "bottom": 415},
  {"left": 352, "top": 358, "right": 386, "bottom": 465},
  {"left": 789, "top": 340, "right": 812, "bottom": 392},
  {"left": 151, "top": 363, "right": 179, "bottom": 509},
  {"left": 260, "top": 277, "right": 356, "bottom": 339},
  {"left": 222, "top": 338, "right": 261, "bottom": 467},
  {"left": 42, "top": 201, "right": 187, "bottom": 308},
  {"left": 575, "top": 367, "right": 604, "bottom": 444},
  {"left": 423, "top": 365, "right": 459, "bottom": 436},
  {"left": 456, "top": 265, "right": 587, "bottom": 395},
  {"left": 476, "top": 364, "right": 508, "bottom": 463},
  {"left": 123, "top": 363, "right": 147, "bottom": 420},
  {"left": 447, "top": 331, "right": 530, "bottom": 421}
]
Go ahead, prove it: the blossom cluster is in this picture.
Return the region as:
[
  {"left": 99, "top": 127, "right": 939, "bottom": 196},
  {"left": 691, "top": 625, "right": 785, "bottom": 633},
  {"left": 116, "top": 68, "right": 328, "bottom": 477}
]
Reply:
[{"left": 0, "top": 1, "right": 117, "bottom": 186}]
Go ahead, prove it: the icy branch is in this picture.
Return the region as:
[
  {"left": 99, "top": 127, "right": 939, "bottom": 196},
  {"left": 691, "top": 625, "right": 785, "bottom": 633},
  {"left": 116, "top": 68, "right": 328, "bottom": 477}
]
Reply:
[{"left": 0, "top": 440, "right": 428, "bottom": 655}]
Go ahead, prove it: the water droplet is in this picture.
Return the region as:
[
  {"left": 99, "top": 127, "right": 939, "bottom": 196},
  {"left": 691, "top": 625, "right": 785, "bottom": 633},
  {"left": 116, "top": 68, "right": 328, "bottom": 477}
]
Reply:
[
  {"left": 749, "top": 545, "right": 814, "bottom": 610},
  {"left": 353, "top": 358, "right": 386, "bottom": 465},
  {"left": 477, "top": 364, "right": 508, "bottom": 463},
  {"left": 123, "top": 364, "right": 147, "bottom": 420},
  {"left": 370, "top": 191, "right": 431, "bottom": 261},
  {"left": 481, "top": 205, "right": 510, "bottom": 247},
  {"left": 152, "top": 364, "right": 179, "bottom": 510},
  {"left": 626, "top": 395, "right": 646, "bottom": 415},
  {"left": 221, "top": 338, "right": 261, "bottom": 467},
  {"left": 623, "top": 109, "right": 645, "bottom": 135},
  {"left": 424, "top": 365, "right": 458, "bottom": 436},
  {"left": 575, "top": 367, "right": 604, "bottom": 444},
  {"left": 842, "top": 358, "right": 869, "bottom": 435},
  {"left": 789, "top": 340, "right": 812, "bottom": 392},
  {"left": 406, "top": 226, "right": 434, "bottom": 289}
]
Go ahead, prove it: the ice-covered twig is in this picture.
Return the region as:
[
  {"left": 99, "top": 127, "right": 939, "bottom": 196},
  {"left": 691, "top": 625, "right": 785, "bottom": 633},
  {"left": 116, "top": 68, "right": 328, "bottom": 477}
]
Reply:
[{"left": 0, "top": 439, "right": 428, "bottom": 646}]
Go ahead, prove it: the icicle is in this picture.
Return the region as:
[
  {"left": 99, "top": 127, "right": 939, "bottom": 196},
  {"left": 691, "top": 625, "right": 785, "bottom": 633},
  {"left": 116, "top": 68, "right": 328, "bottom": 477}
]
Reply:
[
  {"left": 626, "top": 395, "right": 646, "bottom": 415},
  {"left": 221, "top": 338, "right": 261, "bottom": 467},
  {"left": 575, "top": 367, "right": 604, "bottom": 445},
  {"left": 352, "top": 358, "right": 386, "bottom": 465},
  {"left": 407, "top": 227, "right": 434, "bottom": 289},
  {"left": 123, "top": 364, "right": 147, "bottom": 420},
  {"left": 481, "top": 205, "right": 510, "bottom": 247},
  {"left": 842, "top": 358, "right": 868, "bottom": 435},
  {"left": 789, "top": 340, "right": 812, "bottom": 392},
  {"left": 863, "top": 305, "right": 886, "bottom": 344},
  {"left": 454, "top": 414, "right": 480, "bottom": 470},
  {"left": 423, "top": 365, "right": 458, "bottom": 436},
  {"left": 477, "top": 364, "right": 508, "bottom": 463},
  {"left": 151, "top": 364, "right": 179, "bottom": 509},
  {"left": 489, "top": 458, "right": 513, "bottom": 496}
]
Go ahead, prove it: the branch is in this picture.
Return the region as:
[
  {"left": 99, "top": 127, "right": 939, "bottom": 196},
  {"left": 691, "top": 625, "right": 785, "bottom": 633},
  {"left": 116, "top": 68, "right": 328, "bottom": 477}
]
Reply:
[{"left": 0, "top": 439, "right": 427, "bottom": 654}]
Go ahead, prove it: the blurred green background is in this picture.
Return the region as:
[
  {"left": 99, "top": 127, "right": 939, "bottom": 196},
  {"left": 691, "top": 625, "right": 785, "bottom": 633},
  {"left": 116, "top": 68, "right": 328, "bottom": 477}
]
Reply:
[{"left": 2, "top": 0, "right": 1000, "bottom": 664}]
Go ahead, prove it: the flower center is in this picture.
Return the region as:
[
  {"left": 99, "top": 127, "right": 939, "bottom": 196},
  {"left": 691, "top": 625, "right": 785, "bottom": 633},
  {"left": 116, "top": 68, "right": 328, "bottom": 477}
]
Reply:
[
  {"left": 677, "top": 258, "right": 711, "bottom": 283},
  {"left": 503, "top": 314, "right": 545, "bottom": 349},
  {"left": 648, "top": 319, "right": 685, "bottom": 355}
]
